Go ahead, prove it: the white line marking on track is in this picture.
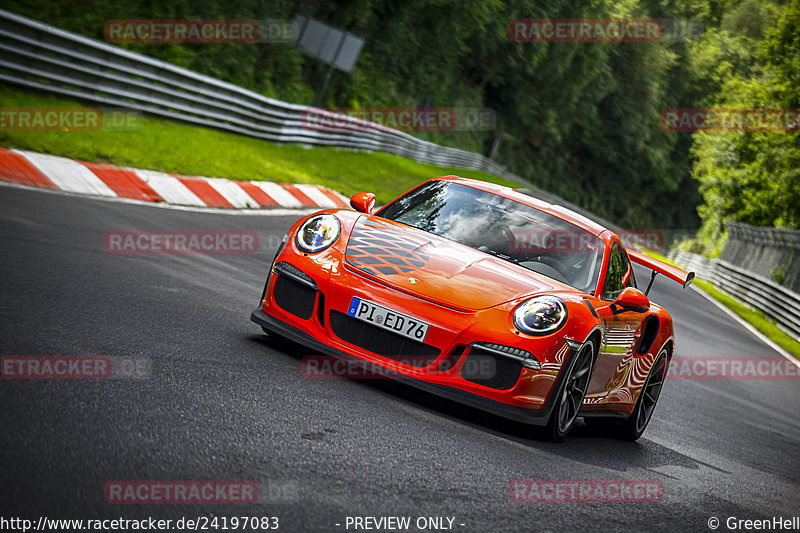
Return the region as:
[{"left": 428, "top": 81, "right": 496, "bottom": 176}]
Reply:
[{"left": 691, "top": 284, "right": 800, "bottom": 368}]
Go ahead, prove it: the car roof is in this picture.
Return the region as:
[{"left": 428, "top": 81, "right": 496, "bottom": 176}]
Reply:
[{"left": 435, "top": 176, "right": 609, "bottom": 237}]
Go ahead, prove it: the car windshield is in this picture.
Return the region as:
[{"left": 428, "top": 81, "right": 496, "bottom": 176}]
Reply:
[{"left": 377, "top": 181, "right": 605, "bottom": 295}]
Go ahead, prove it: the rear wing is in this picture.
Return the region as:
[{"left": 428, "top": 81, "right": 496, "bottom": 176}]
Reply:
[{"left": 627, "top": 248, "right": 695, "bottom": 290}]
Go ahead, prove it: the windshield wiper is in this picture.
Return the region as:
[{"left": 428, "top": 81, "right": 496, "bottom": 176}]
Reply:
[{"left": 479, "top": 247, "right": 522, "bottom": 265}]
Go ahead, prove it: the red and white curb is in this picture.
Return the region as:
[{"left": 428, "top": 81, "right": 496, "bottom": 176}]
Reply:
[{"left": 0, "top": 148, "right": 350, "bottom": 210}]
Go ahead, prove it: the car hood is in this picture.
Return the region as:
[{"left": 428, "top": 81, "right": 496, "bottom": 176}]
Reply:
[{"left": 343, "top": 216, "right": 565, "bottom": 311}]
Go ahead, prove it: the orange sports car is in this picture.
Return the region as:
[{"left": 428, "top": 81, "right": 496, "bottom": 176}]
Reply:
[{"left": 251, "top": 177, "right": 694, "bottom": 441}]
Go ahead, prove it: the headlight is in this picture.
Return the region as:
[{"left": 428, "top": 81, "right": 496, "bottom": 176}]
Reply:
[
  {"left": 295, "top": 214, "right": 341, "bottom": 253},
  {"left": 513, "top": 296, "right": 567, "bottom": 335}
]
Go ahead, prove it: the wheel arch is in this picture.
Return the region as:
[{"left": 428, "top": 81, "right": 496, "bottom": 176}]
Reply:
[{"left": 658, "top": 337, "right": 675, "bottom": 364}]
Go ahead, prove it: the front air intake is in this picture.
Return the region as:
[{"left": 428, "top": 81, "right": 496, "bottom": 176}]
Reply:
[{"left": 272, "top": 262, "right": 317, "bottom": 320}]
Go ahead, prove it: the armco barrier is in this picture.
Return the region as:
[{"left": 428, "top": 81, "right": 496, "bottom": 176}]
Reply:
[
  {"left": 669, "top": 249, "right": 800, "bottom": 338},
  {"left": 0, "top": 8, "right": 610, "bottom": 226},
  {"left": 722, "top": 222, "right": 800, "bottom": 293},
  {"left": 4, "top": 9, "right": 795, "bottom": 350}
]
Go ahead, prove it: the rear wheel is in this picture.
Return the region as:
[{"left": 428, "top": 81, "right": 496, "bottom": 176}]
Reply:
[
  {"left": 545, "top": 340, "right": 595, "bottom": 441},
  {"left": 620, "top": 348, "right": 669, "bottom": 441}
]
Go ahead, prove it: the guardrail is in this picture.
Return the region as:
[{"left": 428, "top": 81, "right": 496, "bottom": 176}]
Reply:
[
  {"left": 3, "top": 8, "right": 796, "bottom": 342},
  {"left": 0, "top": 8, "right": 610, "bottom": 226},
  {"left": 722, "top": 222, "right": 800, "bottom": 293},
  {"left": 669, "top": 249, "right": 800, "bottom": 339}
]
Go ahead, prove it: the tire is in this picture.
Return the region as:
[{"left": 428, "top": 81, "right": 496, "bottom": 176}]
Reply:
[
  {"left": 619, "top": 348, "right": 669, "bottom": 441},
  {"left": 545, "top": 339, "right": 595, "bottom": 442}
]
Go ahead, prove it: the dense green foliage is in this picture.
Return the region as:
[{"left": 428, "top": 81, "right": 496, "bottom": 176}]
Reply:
[
  {"left": 1, "top": 0, "right": 796, "bottom": 234},
  {"left": 691, "top": 0, "right": 799, "bottom": 254}
]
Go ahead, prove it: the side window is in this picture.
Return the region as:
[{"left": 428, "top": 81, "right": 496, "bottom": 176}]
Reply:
[{"left": 602, "top": 244, "right": 635, "bottom": 299}]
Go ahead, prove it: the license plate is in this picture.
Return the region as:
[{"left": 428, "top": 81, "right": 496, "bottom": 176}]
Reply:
[{"left": 347, "top": 297, "right": 429, "bottom": 342}]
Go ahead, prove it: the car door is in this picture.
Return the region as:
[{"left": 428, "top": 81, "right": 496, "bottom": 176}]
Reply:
[{"left": 586, "top": 243, "right": 645, "bottom": 398}]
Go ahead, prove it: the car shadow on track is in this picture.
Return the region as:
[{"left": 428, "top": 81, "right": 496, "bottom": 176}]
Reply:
[{"left": 247, "top": 331, "right": 724, "bottom": 474}]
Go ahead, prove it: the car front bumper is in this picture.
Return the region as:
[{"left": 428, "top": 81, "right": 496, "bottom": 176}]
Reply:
[{"left": 251, "top": 306, "right": 577, "bottom": 427}]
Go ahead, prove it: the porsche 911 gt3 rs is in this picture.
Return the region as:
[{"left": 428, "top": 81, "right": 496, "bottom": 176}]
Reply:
[{"left": 251, "top": 177, "right": 694, "bottom": 441}]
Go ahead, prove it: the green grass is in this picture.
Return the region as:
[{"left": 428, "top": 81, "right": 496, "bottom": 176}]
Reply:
[
  {"left": 638, "top": 248, "right": 682, "bottom": 268},
  {"left": 0, "top": 85, "right": 520, "bottom": 203},
  {"left": 638, "top": 248, "right": 800, "bottom": 359},
  {"left": 692, "top": 279, "right": 800, "bottom": 359}
]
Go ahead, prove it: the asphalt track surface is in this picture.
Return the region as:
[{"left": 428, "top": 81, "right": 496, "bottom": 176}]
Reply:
[{"left": 1, "top": 185, "right": 798, "bottom": 532}]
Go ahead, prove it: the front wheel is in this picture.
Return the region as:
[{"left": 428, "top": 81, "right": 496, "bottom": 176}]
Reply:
[
  {"left": 620, "top": 348, "right": 669, "bottom": 441},
  {"left": 545, "top": 340, "right": 595, "bottom": 441}
]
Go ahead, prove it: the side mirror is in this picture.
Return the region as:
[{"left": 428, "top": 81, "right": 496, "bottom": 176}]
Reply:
[
  {"left": 350, "top": 192, "right": 376, "bottom": 214},
  {"left": 612, "top": 287, "right": 650, "bottom": 313}
]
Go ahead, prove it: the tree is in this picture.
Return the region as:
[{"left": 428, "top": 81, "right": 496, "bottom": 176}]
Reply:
[{"left": 691, "top": 0, "right": 799, "bottom": 255}]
